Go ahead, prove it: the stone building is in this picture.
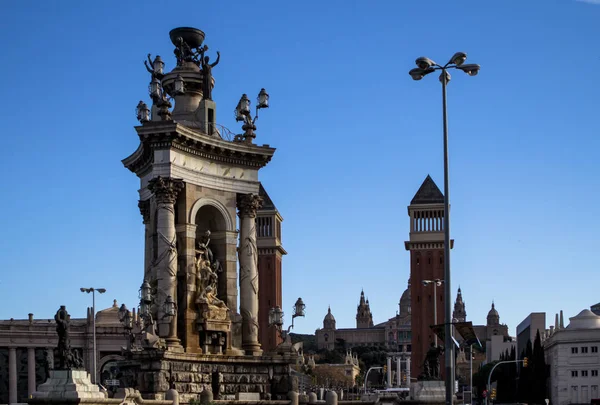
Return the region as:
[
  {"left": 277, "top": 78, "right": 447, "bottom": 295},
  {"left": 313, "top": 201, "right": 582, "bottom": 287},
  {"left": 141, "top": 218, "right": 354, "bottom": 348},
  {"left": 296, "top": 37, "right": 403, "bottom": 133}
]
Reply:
[
  {"left": 471, "top": 302, "right": 510, "bottom": 350},
  {"left": 315, "top": 284, "right": 412, "bottom": 355},
  {"left": 543, "top": 309, "right": 600, "bottom": 405}
]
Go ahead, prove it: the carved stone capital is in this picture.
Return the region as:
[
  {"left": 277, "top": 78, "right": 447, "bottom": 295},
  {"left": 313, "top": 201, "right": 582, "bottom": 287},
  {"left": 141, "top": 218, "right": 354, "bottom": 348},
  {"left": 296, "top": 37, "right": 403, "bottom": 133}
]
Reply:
[
  {"left": 138, "top": 200, "right": 151, "bottom": 224},
  {"left": 237, "top": 193, "right": 263, "bottom": 218},
  {"left": 148, "top": 176, "right": 184, "bottom": 205}
]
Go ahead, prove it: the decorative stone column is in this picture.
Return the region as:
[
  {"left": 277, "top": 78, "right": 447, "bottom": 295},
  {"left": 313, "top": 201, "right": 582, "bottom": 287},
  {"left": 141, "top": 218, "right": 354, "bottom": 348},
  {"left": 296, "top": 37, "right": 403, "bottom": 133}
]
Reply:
[
  {"left": 9, "top": 347, "right": 17, "bottom": 404},
  {"left": 397, "top": 356, "right": 402, "bottom": 387},
  {"left": 28, "top": 347, "right": 36, "bottom": 396},
  {"left": 148, "top": 176, "right": 184, "bottom": 348},
  {"left": 406, "top": 355, "right": 411, "bottom": 386},
  {"left": 138, "top": 199, "right": 151, "bottom": 280},
  {"left": 237, "top": 193, "right": 263, "bottom": 355}
]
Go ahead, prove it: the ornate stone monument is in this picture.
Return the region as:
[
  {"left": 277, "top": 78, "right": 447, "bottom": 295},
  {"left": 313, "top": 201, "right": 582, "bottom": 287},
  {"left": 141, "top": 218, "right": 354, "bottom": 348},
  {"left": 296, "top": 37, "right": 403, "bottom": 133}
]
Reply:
[
  {"left": 29, "top": 306, "right": 106, "bottom": 402},
  {"left": 119, "top": 26, "right": 295, "bottom": 402},
  {"left": 409, "top": 344, "right": 447, "bottom": 402}
]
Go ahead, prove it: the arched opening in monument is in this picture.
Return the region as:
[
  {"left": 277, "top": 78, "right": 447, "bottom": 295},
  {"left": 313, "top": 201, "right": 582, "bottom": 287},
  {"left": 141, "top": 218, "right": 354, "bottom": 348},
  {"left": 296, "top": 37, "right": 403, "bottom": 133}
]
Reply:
[{"left": 195, "top": 204, "right": 229, "bottom": 303}]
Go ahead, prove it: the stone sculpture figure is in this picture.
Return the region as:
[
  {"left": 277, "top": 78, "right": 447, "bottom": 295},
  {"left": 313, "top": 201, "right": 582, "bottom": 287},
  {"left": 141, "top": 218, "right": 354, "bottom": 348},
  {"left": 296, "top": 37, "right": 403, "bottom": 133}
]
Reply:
[
  {"left": 422, "top": 343, "right": 444, "bottom": 380},
  {"left": 199, "top": 46, "right": 220, "bottom": 100},
  {"left": 173, "top": 37, "right": 195, "bottom": 66},
  {"left": 195, "top": 231, "right": 227, "bottom": 312},
  {"left": 54, "top": 306, "right": 83, "bottom": 369}
]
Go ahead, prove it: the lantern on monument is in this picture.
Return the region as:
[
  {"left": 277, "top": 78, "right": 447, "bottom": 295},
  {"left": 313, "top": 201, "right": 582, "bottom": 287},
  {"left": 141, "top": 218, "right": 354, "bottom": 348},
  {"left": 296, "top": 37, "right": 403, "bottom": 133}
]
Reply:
[
  {"left": 174, "top": 74, "right": 185, "bottom": 95},
  {"left": 164, "top": 295, "right": 176, "bottom": 318},
  {"left": 293, "top": 297, "right": 306, "bottom": 319},
  {"left": 257, "top": 88, "right": 269, "bottom": 109},
  {"left": 149, "top": 78, "right": 162, "bottom": 100},
  {"left": 269, "top": 306, "right": 284, "bottom": 328},
  {"left": 136, "top": 101, "right": 150, "bottom": 123},
  {"left": 235, "top": 94, "right": 250, "bottom": 121},
  {"left": 139, "top": 281, "right": 152, "bottom": 303},
  {"left": 153, "top": 55, "right": 165, "bottom": 75}
]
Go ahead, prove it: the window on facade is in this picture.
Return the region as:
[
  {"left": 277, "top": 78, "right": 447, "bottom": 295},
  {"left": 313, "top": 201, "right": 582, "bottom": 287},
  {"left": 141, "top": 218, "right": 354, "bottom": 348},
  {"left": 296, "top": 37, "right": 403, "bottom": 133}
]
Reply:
[
  {"left": 407, "top": 344, "right": 412, "bottom": 352},
  {"left": 592, "top": 346, "right": 598, "bottom": 353},
  {"left": 582, "top": 370, "right": 589, "bottom": 377},
  {"left": 572, "top": 371, "right": 578, "bottom": 377},
  {"left": 582, "top": 347, "right": 589, "bottom": 353},
  {"left": 572, "top": 347, "right": 579, "bottom": 354},
  {"left": 593, "top": 370, "right": 599, "bottom": 377}
]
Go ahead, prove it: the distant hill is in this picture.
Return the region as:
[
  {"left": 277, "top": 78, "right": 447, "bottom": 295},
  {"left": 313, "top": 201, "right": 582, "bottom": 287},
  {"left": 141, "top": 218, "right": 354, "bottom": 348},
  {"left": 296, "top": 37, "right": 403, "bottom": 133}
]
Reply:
[{"left": 290, "top": 333, "right": 318, "bottom": 353}]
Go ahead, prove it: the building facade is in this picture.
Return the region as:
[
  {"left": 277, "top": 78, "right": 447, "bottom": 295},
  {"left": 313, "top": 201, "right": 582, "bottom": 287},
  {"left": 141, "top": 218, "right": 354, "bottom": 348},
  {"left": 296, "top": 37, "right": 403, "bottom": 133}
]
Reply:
[
  {"left": 517, "top": 312, "right": 547, "bottom": 356},
  {"left": 543, "top": 309, "right": 600, "bottom": 405},
  {"left": 315, "top": 285, "right": 412, "bottom": 355}
]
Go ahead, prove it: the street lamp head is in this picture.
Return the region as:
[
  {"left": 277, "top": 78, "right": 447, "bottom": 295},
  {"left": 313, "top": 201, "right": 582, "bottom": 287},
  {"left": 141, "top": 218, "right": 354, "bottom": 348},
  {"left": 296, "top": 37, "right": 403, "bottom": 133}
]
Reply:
[
  {"left": 293, "top": 297, "right": 306, "bottom": 318},
  {"left": 136, "top": 101, "right": 150, "bottom": 123},
  {"left": 153, "top": 55, "right": 165, "bottom": 75},
  {"left": 449, "top": 52, "right": 467, "bottom": 66},
  {"left": 269, "top": 306, "right": 284, "bottom": 328},
  {"left": 457, "top": 63, "right": 480, "bottom": 76},
  {"left": 409, "top": 68, "right": 425, "bottom": 81},
  {"left": 149, "top": 77, "right": 162, "bottom": 100},
  {"left": 174, "top": 74, "right": 185, "bottom": 95},
  {"left": 139, "top": 281, "right": 152, "bottom": 303},
  {"left": 97, "top": 288, "right": 106, "bottom": 294},
  {"left": 416, "top": 56, "right": 436, "bottom": 70},
  {"left": 80, "top": 288, "right": 87, "bottom": 293},
  {"left": 235, "top": 94, "right": 250, "bottom": 122},
  {"left": 257, "top": 88, "right": 269, "bottom": 109},
  {"left": 163, "top": 295, "right": 176, "bottom": 318}
]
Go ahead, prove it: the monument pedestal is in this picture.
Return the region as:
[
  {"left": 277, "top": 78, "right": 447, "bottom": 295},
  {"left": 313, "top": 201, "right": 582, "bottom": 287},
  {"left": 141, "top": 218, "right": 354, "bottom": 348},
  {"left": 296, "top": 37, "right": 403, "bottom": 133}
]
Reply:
[
  {"left": 410, "top": 380, "right": 446, "bottom": 402},
  {"left": 29, "top": 369, "right": 106, "bottom": 401}
]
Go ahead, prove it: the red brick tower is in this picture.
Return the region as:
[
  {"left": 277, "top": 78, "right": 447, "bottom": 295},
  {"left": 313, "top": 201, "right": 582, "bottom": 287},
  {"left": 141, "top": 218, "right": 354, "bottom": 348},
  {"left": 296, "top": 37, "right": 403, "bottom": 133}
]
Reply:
[
  {"left": 404, "top": 175, "right": 453, "bottom": 378},
  {"left": 257, "top": 184, "right": 287, "bottom": 351}
]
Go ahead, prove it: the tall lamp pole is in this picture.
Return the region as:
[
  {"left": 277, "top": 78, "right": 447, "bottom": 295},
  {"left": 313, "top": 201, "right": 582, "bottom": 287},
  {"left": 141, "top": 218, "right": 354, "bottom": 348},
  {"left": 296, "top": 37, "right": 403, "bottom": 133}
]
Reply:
[
  {"left": 409, "top": 53, "right": 480, "bottom": 405},
  {"left": 80, "top": 287, "right": 106, "bottom": 384}
]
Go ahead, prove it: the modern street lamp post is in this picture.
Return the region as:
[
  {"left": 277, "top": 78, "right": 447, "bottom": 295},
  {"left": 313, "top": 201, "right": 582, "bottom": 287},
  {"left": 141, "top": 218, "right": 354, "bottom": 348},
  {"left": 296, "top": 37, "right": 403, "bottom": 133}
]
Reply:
[
  {"left": 409, "top": 53, "right": 480, "bottom": 405},
  {"left": 80, "top": 287, "right": 106, "bottom": 384},
  {"left": 422, "top": 279, "right": 444, "bottom": 346}
]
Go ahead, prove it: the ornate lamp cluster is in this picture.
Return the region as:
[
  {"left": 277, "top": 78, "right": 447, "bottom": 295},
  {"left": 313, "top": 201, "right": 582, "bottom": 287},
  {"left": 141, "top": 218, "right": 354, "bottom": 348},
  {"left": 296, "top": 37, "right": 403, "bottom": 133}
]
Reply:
[
  {"left": 134, "top": 27, "right": 272, "bottom": 144},
  {"left": 233, "top": 88, "right": 270, "bottom": 143},
  {"left": 268, "top": 297, "right": 306, "bottom": 342},
  {"left": 117, "top": 281, "right": 176, "bottom": 350},
  {"left": 408, "top": 52, "right": 480, "bottom": 83}
]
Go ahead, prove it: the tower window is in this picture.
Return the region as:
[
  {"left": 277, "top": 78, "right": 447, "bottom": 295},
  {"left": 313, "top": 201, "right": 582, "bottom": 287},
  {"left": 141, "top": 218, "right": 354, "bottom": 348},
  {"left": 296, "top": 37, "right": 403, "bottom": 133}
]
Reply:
[{"left": 416, "top": 258, "right": 420, "bottom": 265}]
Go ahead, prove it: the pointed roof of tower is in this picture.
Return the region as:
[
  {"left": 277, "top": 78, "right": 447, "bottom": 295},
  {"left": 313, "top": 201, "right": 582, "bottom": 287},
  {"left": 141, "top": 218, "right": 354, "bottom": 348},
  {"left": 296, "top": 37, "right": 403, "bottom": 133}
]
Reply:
[
  {"left": 259, "top": 183, "right": 277, "bottom": 210},
  {"left": 411, "top": 175, "right": 444, "bottom": 205}
]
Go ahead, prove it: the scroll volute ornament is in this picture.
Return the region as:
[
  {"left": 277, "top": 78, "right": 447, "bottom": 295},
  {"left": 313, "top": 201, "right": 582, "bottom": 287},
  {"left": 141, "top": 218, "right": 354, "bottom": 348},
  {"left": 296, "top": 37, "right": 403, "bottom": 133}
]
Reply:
[
  {"left": 138, "top": 200, "right": 151, "bottom": 224},
  {"left": 148, "top": 176, "right": 184, "bottom": 204},
  {"left": 237, "top": 193, "right": 263, "bottom": 218}
]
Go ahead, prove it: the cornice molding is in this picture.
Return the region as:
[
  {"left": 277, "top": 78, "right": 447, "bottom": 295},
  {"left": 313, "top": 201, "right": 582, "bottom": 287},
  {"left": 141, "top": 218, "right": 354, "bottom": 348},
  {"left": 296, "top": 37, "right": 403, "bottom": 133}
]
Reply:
[
  {"left": 404, "top": 240, "right": 455, "bottom": 251},
  {"left": 123, "top": 122, "right": 276, "bottom": 175}
]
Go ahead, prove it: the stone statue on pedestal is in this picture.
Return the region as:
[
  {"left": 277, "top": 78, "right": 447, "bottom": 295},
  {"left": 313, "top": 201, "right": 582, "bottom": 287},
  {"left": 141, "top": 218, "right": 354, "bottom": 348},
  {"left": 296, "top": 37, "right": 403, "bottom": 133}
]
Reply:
[
  {"left": 422, "top": 343, "right": 444, "bottom": 380},
  {"left": 54, "top": 306, "right": 83, "bottom": 370}
]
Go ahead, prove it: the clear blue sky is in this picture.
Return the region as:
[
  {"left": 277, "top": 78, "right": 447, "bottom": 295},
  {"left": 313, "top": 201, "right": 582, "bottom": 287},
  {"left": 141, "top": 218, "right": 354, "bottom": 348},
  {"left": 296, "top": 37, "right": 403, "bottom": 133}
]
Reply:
[{"left": 0, "top": 0, "right": 598, "bottom": 337}]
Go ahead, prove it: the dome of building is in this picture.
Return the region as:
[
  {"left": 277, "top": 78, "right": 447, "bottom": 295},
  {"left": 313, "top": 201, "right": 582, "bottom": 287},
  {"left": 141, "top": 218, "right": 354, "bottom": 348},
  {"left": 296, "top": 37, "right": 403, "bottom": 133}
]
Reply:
[
  {"left": 323, "top": 306, "right": 336, "bottom": 329},
  {"left": 95, "top": 299, "right": 122, "bottom": 326},
  {"left": 487, "top": 302, "right": 500, "bottom": 326},
  {"left": 399, "top": 286, "right": 411, "bottom": 316},
  {"left": 567, "top": 309, "right": 600, "bottom": 330}
]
